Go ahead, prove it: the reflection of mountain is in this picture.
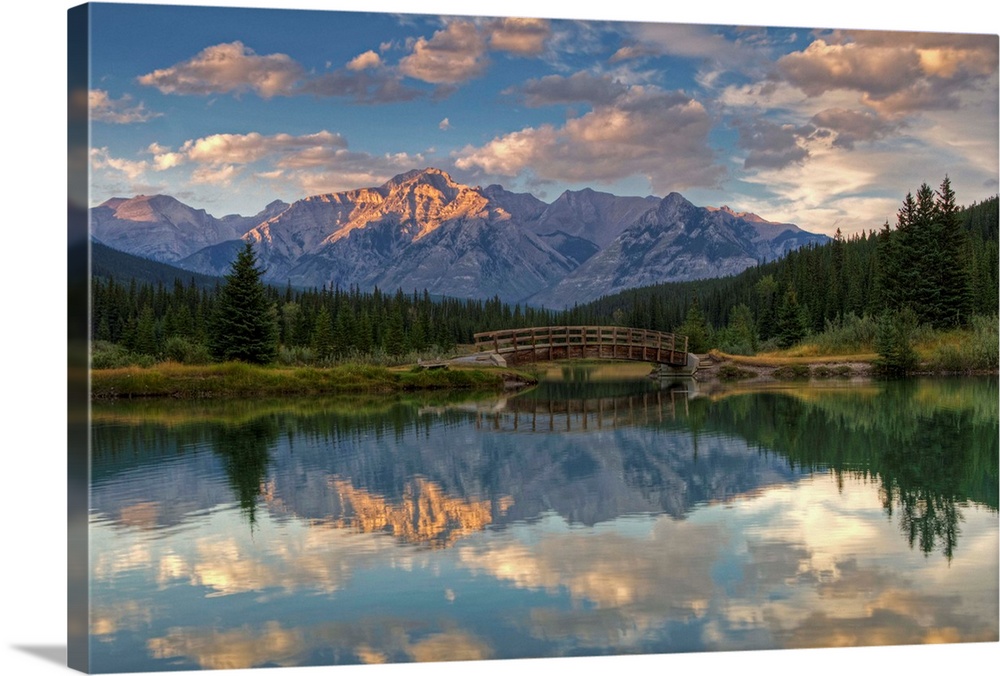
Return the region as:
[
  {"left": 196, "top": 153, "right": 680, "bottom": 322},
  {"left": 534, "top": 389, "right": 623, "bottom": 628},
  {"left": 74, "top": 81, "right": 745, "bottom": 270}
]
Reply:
[
  {"left": 90, "top": 377, "right": 997, "bottom": 556},
  {"left": 90, "top": 392, "right": 802, "bottom": 539},
  {"left": 262, "top": 477, "right": 512, "bottom": 547}
]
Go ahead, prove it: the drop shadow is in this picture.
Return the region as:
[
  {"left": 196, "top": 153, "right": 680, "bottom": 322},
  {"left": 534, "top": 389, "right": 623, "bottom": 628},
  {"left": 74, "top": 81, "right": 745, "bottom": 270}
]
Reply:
[{"left": 12, "top": 645, "right": 66, "bottom": 667}]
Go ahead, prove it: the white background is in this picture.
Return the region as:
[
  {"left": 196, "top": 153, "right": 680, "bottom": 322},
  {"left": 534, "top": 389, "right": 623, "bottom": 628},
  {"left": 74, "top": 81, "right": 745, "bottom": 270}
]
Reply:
[{"left": 3, "top": 1, "right": 998, "bottom": 675}]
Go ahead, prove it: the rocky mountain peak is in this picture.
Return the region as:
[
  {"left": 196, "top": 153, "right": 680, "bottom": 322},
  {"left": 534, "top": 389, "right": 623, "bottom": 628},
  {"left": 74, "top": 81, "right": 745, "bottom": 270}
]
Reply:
[{"left": 93, "top": 168, "right": 827, "bottom": 305}]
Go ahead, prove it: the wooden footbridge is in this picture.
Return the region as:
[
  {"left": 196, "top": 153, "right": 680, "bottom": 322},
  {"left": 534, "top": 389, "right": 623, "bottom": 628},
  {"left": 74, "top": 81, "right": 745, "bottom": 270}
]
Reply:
[{"left": 473, "top": 326, "right": 695, "bottom": 373}]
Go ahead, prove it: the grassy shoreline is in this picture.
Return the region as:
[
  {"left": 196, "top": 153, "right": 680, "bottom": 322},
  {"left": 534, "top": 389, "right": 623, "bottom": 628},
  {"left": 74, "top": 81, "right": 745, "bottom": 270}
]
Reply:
[{"left": 90, "top": 361, "right": 537, "bottom": 399}]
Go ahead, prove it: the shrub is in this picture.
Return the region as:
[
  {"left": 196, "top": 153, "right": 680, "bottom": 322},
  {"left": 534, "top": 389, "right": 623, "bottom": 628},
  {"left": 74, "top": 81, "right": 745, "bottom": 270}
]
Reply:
[
  {"left": 772, "top": 364, "right": 810, "bottom": 380},
  {"left": 874, "top": 308, "right": 919, "bottom": 375},
  {"left": 811, "top": 365, "right": 852, "bottom": 379},
  {"left": 91, "top": 341, "right": 156, "bottom": 369},
  {"left": 163, "top": 336, "right": 213, "bottom": 365},
  {"left": 717, "top": 364, "right": 756, "bottom": 381},
  {"left": 925, "top": 315, "right": 999, "bottom": 372},
  {"left": 968, "top": 314, "right": 999, "bottom": 370},
  {"left": 809, "top": 313, "right": 878, "bottom": 354},
  {"left": 276, "top": 345, "right": 317, "bottom": 365}
]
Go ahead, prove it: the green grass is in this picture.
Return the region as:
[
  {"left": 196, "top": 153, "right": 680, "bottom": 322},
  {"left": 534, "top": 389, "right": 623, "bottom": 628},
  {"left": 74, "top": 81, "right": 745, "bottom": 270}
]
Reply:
[
  {"left": 719, "top": 314, "right": 997, "bottom": 375},
  {"left": 91, "top": 361, "right": 536, "bottom": 399}
]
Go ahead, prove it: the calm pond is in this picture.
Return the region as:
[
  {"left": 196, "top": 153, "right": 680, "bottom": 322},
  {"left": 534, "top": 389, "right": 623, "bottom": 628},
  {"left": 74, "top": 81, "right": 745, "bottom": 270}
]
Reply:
[{"left": 88, "top": 366, "right": 999, "bottom": 672}]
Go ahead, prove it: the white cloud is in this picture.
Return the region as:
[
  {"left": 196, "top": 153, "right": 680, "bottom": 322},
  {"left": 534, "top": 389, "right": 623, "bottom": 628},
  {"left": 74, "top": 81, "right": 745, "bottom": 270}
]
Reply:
[
  {"left": 485, "top": 17, "right": 552, "bottom": 56},
  {"left": 777, "top": 31, "right": 998, "bottom": 115},
  {"left": 166, "top": 131, "right": 348, "bottom": 166},
  {"left": 346, "top": 50, "right": 382, "bottom": 71},
  {"left": 90, "top": 147, "right": 149, "bottom": 181},
  {"left": 455, "top": 86, "right": 723, "bottom": 192},
  {"left": 399, "top": 21, "right": 489, "bottom": 84},
  {"left": 138, "top": 41, "right": 305, "bottom": 98},
  {"left": 190, "top": 164, "right": 241, "bottom": 186},
  {"left": 439, "top": 117, "right": 450, "bottom": 130},
  {"left": 89, "top": 89, "right": 160, "bottom": 124}
]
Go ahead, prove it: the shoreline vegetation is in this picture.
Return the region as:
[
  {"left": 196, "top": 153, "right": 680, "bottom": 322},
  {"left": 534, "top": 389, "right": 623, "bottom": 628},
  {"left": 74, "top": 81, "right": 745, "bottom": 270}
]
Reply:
[
  {"left": 90, "top": 361, "right": 537, "bottom": 400},
  {"left": 90, "top": 316, "right": 997, "bottom": 400}
]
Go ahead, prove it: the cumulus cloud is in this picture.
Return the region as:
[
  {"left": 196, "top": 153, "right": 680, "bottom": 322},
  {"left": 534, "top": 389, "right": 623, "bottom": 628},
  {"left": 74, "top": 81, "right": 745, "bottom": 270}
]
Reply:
[
  {"left": 346, "top": 50, "right": 382, "bottom": 71},
  {"left": 300, "top": 68, "right": 424, "bottom": 104},
  {"left": 137, "top": 129, "right": 423, "bottom": 195},
  {"left": 809, "top": 108, "right": 901, "bottom": 149},
  {"left": 611, "top": 22, "right": 761, "bottom": 73},
  {"left": 515, "top": 71, "right": 629, "bottom": 107},
  {"left": 89, "top": 89, "right": 160, "bottom": 124},
  {"left": 778, "top": 31, "right": 998, "bottom": 114},
  {"left": 90, "top": 147, "right": 149, "bottom": 181},
  {"left": 485, "top": 17, "right": 552, "bottom": 56},
  {"left": 138, "top": 41, "right": 422, "bottom": 104},
  {"left": 138, "top": 41, "right": 305, "bottom": 98},
  {"left": 147, "top": 129, "right": 424, "bottom": 196},
  {"left": 190, "top": 164, "right": 241, "bottom": 186},
  {"left": 734, "top": 118, "right": 811, "bottom": 170},
  {"left": 399, "top": 21, "right": 489, "bottom": 84},
  {"left": 165, "top": 130, "right": 348, "bottom": 167},
  {"left": 439, "top": 117, "right": 450, "bottom": 130},
  {"left": 455, "top": 85, "right": 723, "bottom": 192}
]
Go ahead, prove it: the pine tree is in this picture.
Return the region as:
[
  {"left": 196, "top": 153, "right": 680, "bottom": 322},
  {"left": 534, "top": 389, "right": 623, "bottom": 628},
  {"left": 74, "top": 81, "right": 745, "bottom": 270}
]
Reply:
[
  {"left": 310, "top": 305, "right": 335, "bottom": 360},
  {"left": 677, "top": 296, "right": 711, "bottom": 353},
  {"left": 775, "top": 286, "right": 808, "bottom": 348},
  {"left": 209, "top": 241, "right": 278, "bottom": 364},
  {"left": 933, "top": 176, "right": 972, "bottom": 327},
  {"left": 134, "top": 303, "right": 159, "bottom": 356}
]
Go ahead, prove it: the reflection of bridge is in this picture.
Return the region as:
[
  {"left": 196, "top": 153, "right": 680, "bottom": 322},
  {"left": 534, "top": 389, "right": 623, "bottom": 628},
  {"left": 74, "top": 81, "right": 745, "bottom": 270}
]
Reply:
[
  {"left": 473, "top": 326, "right": 693, "bottom": 370},
  {"left": 473, "top": 387, "right": 697, "bottom": 433}
]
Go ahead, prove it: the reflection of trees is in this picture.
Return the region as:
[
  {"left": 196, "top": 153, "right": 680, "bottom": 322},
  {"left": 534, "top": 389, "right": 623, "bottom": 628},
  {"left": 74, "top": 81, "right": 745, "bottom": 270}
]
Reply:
[
  {"left": 700, "top": 378, "right": 998, "bottom": 559},
  {"left": 91, "top": 378, "right": 996, "bottom": 557},
  {"left": 210, "top": 417, "right": 279, "bottom": 526}
]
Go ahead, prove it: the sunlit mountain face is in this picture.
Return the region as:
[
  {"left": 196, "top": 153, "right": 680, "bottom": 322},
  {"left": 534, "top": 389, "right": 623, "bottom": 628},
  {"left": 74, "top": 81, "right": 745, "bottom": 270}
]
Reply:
[{"left": 91, "top": 168, "right": 827, "bottom": 305}]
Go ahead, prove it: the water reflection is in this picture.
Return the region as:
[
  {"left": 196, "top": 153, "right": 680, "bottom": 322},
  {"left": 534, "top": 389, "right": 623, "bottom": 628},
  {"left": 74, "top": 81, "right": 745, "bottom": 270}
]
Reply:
[{"left": 88, "top": 373, "right": 999, "bottom": 671}]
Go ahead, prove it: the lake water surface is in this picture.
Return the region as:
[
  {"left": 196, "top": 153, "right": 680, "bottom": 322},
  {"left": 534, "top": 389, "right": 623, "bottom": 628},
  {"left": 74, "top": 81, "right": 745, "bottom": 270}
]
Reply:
[{"left": 88, "top": 367, "right": 999, "bottom": 672}]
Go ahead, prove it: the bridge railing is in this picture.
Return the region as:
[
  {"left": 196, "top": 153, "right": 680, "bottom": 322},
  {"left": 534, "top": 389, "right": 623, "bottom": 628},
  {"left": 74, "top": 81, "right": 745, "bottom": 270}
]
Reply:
[{"left": 472, "top": 326, "right": 689, "bottom": 365}]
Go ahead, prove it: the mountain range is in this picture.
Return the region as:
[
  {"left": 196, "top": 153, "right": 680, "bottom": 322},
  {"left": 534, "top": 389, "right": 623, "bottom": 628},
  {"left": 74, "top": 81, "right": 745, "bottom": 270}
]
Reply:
[{"left": 90, "top": 168, "right": 827, "bottom": 307}]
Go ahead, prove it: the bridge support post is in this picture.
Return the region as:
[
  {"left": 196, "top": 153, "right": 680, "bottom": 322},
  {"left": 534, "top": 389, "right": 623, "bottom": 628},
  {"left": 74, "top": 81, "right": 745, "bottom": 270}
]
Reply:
[{"left": 653, "top": 352, "right": 700, "bottom": 378}]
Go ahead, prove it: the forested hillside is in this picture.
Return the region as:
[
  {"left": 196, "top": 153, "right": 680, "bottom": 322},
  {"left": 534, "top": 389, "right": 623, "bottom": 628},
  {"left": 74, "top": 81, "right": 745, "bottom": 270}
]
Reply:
[
  {"left": 567, "top": 179, "right": 997, "bottom": 353},
  {"left": 89, "top": 178, "right": 997, "bottom": 368}
]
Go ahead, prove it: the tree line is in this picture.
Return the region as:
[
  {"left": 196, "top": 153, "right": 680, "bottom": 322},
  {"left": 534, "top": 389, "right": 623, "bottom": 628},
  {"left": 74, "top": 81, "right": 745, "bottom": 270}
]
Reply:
[
  {"left": 91, "top": 242, "right": 561, "bottom": 366},
  {"left": 91, "top": 178, "right": 997, "bottom": 368},
  {"left": 567, "top": 178, "right": 997, "bottom": 359}
]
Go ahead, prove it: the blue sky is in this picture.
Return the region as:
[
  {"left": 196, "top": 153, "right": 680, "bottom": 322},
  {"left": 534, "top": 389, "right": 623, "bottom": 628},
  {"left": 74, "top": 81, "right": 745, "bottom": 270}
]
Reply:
[{"left": 81, "top": 1, "right": 998, "bottom": 237}]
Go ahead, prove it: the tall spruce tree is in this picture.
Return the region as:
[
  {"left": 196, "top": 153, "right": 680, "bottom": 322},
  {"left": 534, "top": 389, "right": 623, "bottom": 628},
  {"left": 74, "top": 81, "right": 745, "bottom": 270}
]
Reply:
[
  {"left": 932, "top": 176, "right": 972, "bottom": 327},
  {"left": 209, "top": 241, "right": 278, "bottom": 364}
]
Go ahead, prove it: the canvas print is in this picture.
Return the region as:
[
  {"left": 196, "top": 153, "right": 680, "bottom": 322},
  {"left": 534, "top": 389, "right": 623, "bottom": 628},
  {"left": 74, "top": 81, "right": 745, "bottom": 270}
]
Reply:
[{"left": 68, "top": 1, "right": 999, "bottom": 673}]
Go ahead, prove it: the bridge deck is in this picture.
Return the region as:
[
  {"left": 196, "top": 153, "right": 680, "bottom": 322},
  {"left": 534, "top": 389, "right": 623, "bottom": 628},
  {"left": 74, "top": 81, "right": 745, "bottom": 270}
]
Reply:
[{"left": 473, "top": 326, "right": 689, "bottom": 367}]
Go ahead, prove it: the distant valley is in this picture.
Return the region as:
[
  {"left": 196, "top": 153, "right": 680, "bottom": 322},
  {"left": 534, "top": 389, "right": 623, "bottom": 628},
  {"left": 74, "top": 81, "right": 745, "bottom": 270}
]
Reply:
[{"left": 90, "top": 168, "right": 828, "bottom": 307}]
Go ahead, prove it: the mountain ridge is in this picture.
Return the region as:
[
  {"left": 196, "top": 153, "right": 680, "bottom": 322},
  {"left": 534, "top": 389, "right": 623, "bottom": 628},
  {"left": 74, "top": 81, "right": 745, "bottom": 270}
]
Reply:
[{"left": 89, "top": 168, "right": 828, "bottom": 306}]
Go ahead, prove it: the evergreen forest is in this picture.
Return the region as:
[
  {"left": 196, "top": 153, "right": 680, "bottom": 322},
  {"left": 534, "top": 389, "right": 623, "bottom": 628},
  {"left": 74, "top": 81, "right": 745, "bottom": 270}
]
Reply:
[{"left": 90, "top": 178, "right": 998, "bottom": 371}]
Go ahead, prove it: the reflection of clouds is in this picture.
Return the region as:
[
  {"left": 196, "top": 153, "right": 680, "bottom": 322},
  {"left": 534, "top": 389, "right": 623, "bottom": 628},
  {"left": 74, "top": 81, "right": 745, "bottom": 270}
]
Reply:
[
  {"left": 91, "top": 601, "right": 153, "bottom": 641},
  {"left": 405, "top": 631, "right": 493, "bottom": 662},
  {"left": 91, "top": 468, "right": 996, "bottom": 664},
  {"left": 92, "top": 506, "right": 400, "bottom": 605},
  {"left": 187, "top": 521, "right": 399, "bottom": 597},
  {"left": 146, "top": 618, "right": 491, "bottom": 668},
  {"left": 92, "top": 542, "right": 153, "bottom": 580},
  {"left": 147, "top": 622, "right": 305, "bottom": 670},
  {"left": 456, "top": 475, "right": 997, "bottom": 653},
  {"left": 459, "top": 516, "right": 724, "bottom": 648},
  {"left": 728, "top": 477, "right": 1000, "bottom": 649}
]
